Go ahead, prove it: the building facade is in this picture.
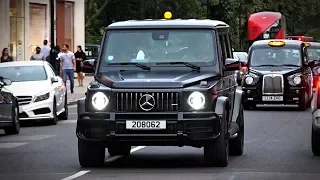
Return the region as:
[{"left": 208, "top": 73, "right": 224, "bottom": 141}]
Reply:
[{"left": 0, "top": 0, "right": 85, "bottom": 61}]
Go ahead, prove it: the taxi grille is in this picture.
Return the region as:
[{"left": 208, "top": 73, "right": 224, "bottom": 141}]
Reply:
[
  {"left": 114, "top": 92, "right": 180, "bottom": 112},
  {"left": 262, "top": 74, "right": 283, "bottom": 94},
  {"left": 17, "top": 96, "right": 32, "bottom": 105}
]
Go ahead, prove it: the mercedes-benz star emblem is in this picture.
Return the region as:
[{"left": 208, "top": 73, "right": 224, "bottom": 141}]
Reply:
[{"left": 139, "top": 94, "right": 155, "bottom": 111}]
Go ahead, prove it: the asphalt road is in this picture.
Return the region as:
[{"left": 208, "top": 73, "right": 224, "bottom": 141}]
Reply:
[{"left": 0, "top": 105, "right": 320, "bottom": 180}]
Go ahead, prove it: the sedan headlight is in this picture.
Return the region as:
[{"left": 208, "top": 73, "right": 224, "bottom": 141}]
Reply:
[
  {"left": 187, "top": 91, "right": 205, "bottom": 110},
  {"left": 92, "top": 92, "right": 109, "bottom": 110},
  {"left": 245, "top": 76, "right": 254, "bottom": 84},
  {"left": 293, "top": 76, "right": 302, "bottom": 85},
  {"left": 34, "top": 93, "right": 50, "bottom": 102}
]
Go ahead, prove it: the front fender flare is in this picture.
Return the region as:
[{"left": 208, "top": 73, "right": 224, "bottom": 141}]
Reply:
[
  {"left": 232, "top": 89, "right": 244, "bottom": 123},
  {"left": 77, "top": 97, "right": 86, "bottom": 116},
  {"left": 214, "top": 96, "right": 229, "bottom": 117}
]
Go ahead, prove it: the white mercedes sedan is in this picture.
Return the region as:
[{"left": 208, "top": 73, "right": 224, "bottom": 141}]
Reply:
[{"left": 0, "top": 61, "right": 68, "bottom": 125}]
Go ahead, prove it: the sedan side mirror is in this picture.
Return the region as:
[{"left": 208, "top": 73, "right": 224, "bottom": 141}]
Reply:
[
  {"left": 51, "top": 76, "right": 59, "bottom": 83},
  {"left": 224, "top": 58, "right": 241, "bottom": 71}
]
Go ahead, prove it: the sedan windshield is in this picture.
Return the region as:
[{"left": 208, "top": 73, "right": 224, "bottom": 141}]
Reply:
[
  {"left": 100, "top": 29, "right": 216, "bottom": 67},
  {"left": 250, "top": 48, "right": 301, "bottom": 67},
  {"left": 307, "top": 48, "right": 320, "bottom": 61},
  {"left": 0, "top": 66, "right": 47, "bottom": 82}
]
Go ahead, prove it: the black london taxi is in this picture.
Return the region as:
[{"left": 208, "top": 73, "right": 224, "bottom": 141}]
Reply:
[
  {"left": 306, "top": 42, "right": 320, "bottom": 88},
  {"left": 0, "top": 76, "right": 20, "bottom": 135},
  {"left": 76, "top": 12, "right": 245, "bottom": 167},
  {"left": 242, "top": 40, "right": 313, "bottom": 110}
]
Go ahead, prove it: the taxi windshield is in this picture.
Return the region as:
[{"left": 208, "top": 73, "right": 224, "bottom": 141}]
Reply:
[
  {"left": 250, "top": 48, "right": 301, "bottom": 67},
  {"left": 307, "top": 48, "right": 320, "bottom": 61},
  {"left": 100, "top": 29, "right": 216, "bottom": 67}
]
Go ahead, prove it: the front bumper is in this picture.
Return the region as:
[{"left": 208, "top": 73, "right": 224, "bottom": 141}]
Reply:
[
  {"left": 243, "top": 86, "right": 305, "bottom": 104},
  {"left": 19, "top": 99, "right": 54, "bottom": 120},
  {"left": 76, "top": 112, "right": 221, "bottom": 146}
]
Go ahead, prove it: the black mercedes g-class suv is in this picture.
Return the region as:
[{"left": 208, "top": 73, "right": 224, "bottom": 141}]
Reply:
[
  {"left": 77, "top": 18, "right": 245, "bottom": 167},
  {"left": 242, "top": 40, "right": 313, "bottom": 110}
]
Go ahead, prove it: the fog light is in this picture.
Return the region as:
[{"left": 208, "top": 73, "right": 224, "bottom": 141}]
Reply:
[
  {"left": 247, "top": 90, "right": 251, "bottom": 94},
  {"left": 296, "top": 90, "right": 299, "bottom": 94}
]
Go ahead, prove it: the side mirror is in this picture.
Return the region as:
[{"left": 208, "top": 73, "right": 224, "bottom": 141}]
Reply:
[
  {"left": 51, "top": 76, "right": 59, "bottom": 83},
  {"left": 224, "top": 58, "right": 241, "bottom": 71},
  {"left": 2, "top": 78, "right": 12, "bottom": 86}
]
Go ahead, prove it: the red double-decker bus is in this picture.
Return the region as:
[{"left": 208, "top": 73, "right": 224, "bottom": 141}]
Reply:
[
  {"left": 247, "top": 11, "right": 287, "bottom": 46},
  {"left": 287, "top": 36, "right": 313, "bottom": 42}
]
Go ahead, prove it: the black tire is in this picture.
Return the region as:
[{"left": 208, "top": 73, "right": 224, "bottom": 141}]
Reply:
[
  {"left": 4, "top": 105, "right": 20, "bottom": 135},
  {"left": 243, "top": 102, "right": 255, "bottom": 110},
  {"left": 108, "top": 145, "right": 131, "bottom": 156},
  {"left": 229, "top": 105, "right": 244, "bottom": 156},
  {"left": 49, "top": 100, "right": 58, "bottom": 125},
  {"left": 203, "top": 107, "right": 229, "bottom": 167},
  {"left": 78, "top": 139, "right": 105, "bottom": 167},
  {"left": 312, "top": 125, "right": 320, "bottom": 156},
  {"left": 58, "top": 94, "right": 68, "bottom": 120},
  {"left": 298, "top": 92, "right": 307, "bottom": 111}
]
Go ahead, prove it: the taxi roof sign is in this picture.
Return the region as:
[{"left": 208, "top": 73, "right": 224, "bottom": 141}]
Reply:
[
  {"left": 164, "top": 11, "right": 172, "bottom": 19},
  {"left": 268, "top": 41, "right": 285, "bottom": 47},
  {"left": 304, "top": 42, "right": 311, "bottom": 47}
]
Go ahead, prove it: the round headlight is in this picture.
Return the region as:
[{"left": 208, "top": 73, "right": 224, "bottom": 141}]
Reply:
[
  {"left": 91, "top": 92, "right": 109, "bottom": 110},
  {"left": 293, "top": 76, "right": 301, "bottom": 85},
  {"left": 187, "top": 91, "right": 205, "bottom": 110},
  {"left": 245, "top": 76, "right": 254, "bottom": 84}
]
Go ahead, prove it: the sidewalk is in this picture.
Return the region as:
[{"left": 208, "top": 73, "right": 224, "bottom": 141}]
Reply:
[{"left": 66, "top": 75, "right": 94, "bottom": 105}]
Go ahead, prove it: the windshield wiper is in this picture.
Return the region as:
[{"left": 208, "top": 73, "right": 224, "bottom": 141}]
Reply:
[
  {"left": 157, "top": 62, "right": 201, "bottom": 71},
  {"left": 276, "top": 64, "right": 300, "bottom": 67},
  {"left": 252, "top": 65, "right": 278, "bottom": 67},
  {"left": 108, "top": 62, "right": 150, "bottom": 70}
]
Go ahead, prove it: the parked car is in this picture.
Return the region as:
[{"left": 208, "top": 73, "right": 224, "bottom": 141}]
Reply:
[
  {"left": 0, "top": 76, "right": 20, "bottom": 135},
  {"left": 0, "top": 61, "right": 68, "bottom": 125},
  {"left": 82, "top": 59, "right": 95, "bottom": 73}
]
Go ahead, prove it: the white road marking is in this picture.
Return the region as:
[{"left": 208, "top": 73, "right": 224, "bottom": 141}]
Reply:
[
  {"left": 61, "top": 170, "right": 90, "bottom": 180},
  {"left": 0, "top": 142, "right": 28, "bottom": 148},
  {"left": 0, "top": 135, "right": 55, "bottom": 141},
  {"left": 105, "top": 146, "right": 146, "bottom": 163}
]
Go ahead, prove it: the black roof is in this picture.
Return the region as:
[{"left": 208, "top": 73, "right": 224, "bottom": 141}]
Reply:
[
  {"left": 106, "top": 19, "right": 229, "bottom": 29},
  {"left": 251, "top": 39, "right": 305, "bottom": 48}
]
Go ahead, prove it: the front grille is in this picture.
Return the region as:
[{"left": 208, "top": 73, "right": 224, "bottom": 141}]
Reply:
[
  {"left": 17, "top": 96, "right": 32, "bottom": 105},
  {"left": 114, "top": 92, "right": 180, "bottom": 112},
  {"left": 262, "top": 74, "right": 283, "bottom": 94}
]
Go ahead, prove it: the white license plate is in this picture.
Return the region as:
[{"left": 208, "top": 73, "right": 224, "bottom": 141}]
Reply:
[
  {"left": 126, "top": 120, "right": 166, "bottom": 130},
  {"left": 262, "top": 96, "right": 283, "bottom": 101}
]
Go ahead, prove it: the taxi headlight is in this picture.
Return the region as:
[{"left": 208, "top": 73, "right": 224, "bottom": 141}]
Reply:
[
  {"left": 187, "top": 91, "right": 205, "bottom": 110},
  {"left": 92, "top": 92, "right": 109, "bottom": 110},
  {"left": 245, "top": 76, "right": 254, "bottom": 84},
  {"left": 293, "top": 76, "right": 301, "bottom": 85}
]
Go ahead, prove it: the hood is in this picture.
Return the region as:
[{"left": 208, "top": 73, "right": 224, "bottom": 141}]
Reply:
[
  {"left": 250, "top": 66, "right": 300, "bottom": 75},
  {"left": 95, "top": 71, "right": 219, "bottom": 88},
  {"left": 4, "top": 80, "right": 51, "bottom": 96}
]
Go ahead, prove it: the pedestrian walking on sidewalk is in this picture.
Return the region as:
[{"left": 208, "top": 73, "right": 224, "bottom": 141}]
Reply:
[
  {"left": 74, "top": 45, "right": 86, "bottom": 86},
  {"left": 30, "top": 47, "right": 45, "bottom": 60},
  {"left": 60, "top": 44, "right": 76, "bottom": 94},
  {"left": 40, "top": 40, "right": 51, "bottom": 60},
  {"left": 1, "top": 48, "right": 13, "bottom": 63}
]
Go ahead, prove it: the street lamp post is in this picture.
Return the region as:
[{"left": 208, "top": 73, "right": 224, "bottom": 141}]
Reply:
[{"left": 50, "top": 0, "right": 56, "bottom": 73}]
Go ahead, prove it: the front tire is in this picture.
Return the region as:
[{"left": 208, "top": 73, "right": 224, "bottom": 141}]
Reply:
[
  {"left": 229, "top": 105, "right": 244, "bottom": 156},
  {"left": 203, "top": 108, "right": 229, "bottom": 167},
  {"left": 78, "top": 139, "right": 105, "bottom": 167},
  {"left": 312, "top": 126, "right": 320, "bottom": 156},
  {"left": 4, "top": 105, "right": 20, "bottom": 135},
  {"left": 58, "top": 94, "right": 68, "bottom": 120},
  {"left": 298, "top": 92, "right": 308, "bottom": 111}
]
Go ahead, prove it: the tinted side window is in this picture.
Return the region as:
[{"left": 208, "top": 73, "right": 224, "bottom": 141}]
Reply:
[
  {"left": 225, "top": 34, "right": 232, "bottom": 58},
  {"left": 219, "top": 34, "right": 227, "bottom": 62}
]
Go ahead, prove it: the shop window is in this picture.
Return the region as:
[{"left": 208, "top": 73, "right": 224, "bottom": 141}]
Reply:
[
  {"left": 10, "top": 0, "right": 25, "bottom": 61},
  {"left": 65, "top": 2, "right": 74, "bottom": 51}
]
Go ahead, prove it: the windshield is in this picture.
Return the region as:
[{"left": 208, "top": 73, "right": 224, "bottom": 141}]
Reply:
[
  {"left": 307, "top": 48, "right": 320, "bottom": 61},
  {"left": 101, "top": 29, "right": 216, "bottom": 67},
  {"left": 0, "top": 66, "right": 47, "bottom": 82},
  {"left": 250, "top": 48, "right": 301, "bottom": 67},
  {"left": 234, "top": 53, "right": 247, "bottom": 62}
]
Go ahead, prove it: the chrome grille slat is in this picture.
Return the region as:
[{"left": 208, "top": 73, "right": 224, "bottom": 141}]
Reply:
[
  {"left": 262, "top": 74, "right": 284, "bottom": 94},
  {"left": 17, "top": 96, "right": 32, "bottom": 105},
  {"left": 114, "top": 92, "right": 180, "bottom": 112}
]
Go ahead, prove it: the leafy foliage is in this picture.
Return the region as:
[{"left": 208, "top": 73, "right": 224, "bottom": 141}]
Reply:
[{"left": 85, "top": 0, "right": 320, "bottom": 50}]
